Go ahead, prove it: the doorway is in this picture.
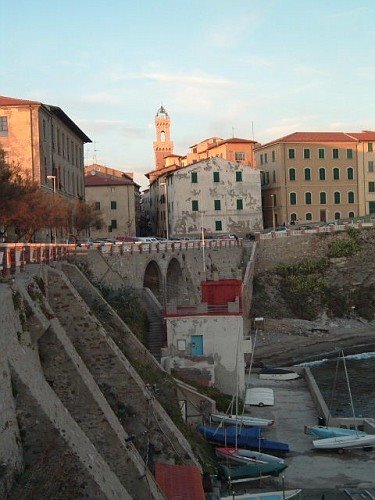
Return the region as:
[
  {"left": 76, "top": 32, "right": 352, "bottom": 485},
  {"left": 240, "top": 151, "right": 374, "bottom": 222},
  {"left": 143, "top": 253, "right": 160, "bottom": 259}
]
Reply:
[
  {"left": 320, "top": 210, "right": 327, "bottom": 223},
  {"left": 191, "top": 335, "right": 203, "bottom": 356}
]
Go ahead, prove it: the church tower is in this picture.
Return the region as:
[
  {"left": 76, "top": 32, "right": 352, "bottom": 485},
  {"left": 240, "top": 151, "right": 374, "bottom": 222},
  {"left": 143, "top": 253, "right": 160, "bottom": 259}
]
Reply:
[{"left": 153, "top": 106, "right": 174, "bottom": 170}]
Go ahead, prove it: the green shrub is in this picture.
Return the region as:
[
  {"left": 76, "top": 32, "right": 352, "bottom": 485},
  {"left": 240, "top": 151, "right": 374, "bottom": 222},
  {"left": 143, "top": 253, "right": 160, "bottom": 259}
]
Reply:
[
  {"left": 276, "top": 258, "right": 329, "bottom": 277},
  {"left": 328, "top": 237, "right": 360, "bottom": 258}
]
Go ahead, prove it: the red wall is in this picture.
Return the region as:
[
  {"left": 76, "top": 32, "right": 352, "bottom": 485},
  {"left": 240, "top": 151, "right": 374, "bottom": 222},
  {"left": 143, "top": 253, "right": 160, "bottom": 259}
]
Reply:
[{"left": 201, "top": 279, "right": 242, "bottom": 305}]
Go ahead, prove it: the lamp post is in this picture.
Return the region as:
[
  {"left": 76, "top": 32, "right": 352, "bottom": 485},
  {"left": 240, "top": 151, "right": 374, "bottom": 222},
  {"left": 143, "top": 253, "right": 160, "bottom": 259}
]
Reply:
[
  {"left": 159, "top": 182, "right": 169, "bottom": 240},
  {"left": 47, "top": 175, "right": 57, "bottom": 244},
  {"left": 270, "top": 194, "right": 276, "bottom": 230}
]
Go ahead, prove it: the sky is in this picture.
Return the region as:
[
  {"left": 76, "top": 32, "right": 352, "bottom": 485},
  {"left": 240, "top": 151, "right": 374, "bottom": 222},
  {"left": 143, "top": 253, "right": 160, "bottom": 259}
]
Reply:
[{"left": 1, "top": 0, "right": 375, "bottom": 189}]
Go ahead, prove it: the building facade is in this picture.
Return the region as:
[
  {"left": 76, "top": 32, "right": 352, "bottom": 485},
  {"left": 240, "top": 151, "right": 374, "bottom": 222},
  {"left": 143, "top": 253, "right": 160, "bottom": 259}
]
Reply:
[
  {"left": 84, "top": 166, "right": 139, "bottom": 238},
  {"left": 255, "top": 131, "right": 375, "bottom": 228},
  {"left": 0, "top": 95, "right": 91, "bottom": 200}
]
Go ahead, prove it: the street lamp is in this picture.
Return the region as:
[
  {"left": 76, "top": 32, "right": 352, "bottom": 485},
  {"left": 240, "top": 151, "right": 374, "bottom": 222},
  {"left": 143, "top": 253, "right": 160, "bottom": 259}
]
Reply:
[
  {"left": 159, "top": 182, "right": 169, "bottom": 240},
  {"left": 47, "top": 175, "right": 57, "bottom": 244},
  {"left": 270, "top": 194, "right": 276, "bottom": 230}
]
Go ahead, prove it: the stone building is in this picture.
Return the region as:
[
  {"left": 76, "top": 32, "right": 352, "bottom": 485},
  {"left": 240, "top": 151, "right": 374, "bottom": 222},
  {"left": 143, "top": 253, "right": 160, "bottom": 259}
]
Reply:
[
  {"left": 0, "top": 95, "right": 91, "bottom": 200},
  {"left": 255, "top": 131, "right": 375, "bottom": 227}
]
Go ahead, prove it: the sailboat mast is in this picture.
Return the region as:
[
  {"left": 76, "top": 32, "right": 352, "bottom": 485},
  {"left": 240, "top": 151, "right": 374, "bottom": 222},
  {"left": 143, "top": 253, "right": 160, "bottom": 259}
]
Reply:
[{"left": 341, "top": 350, "right": 358, "bottom": 433}]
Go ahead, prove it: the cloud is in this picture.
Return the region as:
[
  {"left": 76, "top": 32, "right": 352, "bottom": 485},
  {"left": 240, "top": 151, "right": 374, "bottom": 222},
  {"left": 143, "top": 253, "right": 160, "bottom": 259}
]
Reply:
[
  {"left": 207, "top": 15, "right": 257, "bottom": 48},
  {"left": 77, "top": 119, "right": 146, "bottom": 138},
  {"left": 80, "top": 92, "right": 120, "bottom": 104},
  {"left": 260, "top": 117, "right": 318, "bottom": 141}
]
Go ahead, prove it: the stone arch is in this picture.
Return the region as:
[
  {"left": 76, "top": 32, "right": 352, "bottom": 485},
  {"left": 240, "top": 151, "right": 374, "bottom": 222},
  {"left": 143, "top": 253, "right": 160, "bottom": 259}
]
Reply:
[
  {"left": 143, "top": 260, "right": 163, "bottom": 302},
  {"left": 166, "top": 257, "right": 185, "bottom": 304}
]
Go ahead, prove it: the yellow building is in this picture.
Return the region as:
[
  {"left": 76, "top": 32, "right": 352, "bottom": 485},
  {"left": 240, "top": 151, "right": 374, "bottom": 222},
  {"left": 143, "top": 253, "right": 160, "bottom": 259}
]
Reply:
[
  {"left": 84, "top": 166, "right": 139, "bottom": 238},
  {"left": 255, "top": 131, "right": 375, "bottom": 227},
  {"left": 0, "top": 95, "right": 91, "bottom": 200}
]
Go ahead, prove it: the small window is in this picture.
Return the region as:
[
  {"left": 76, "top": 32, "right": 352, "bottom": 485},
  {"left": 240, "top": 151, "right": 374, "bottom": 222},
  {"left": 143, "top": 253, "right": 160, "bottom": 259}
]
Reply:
[
  {"left": 306, "top": 212, "right": 312, "bottom": 221},
  {"left": 334, "top": 191, "right": 341, "bottom": 204},
  {"left": 368, "top": 143, "right": 373, "bottom": 152},
  {"left": 111, "top": 201, "right": 117, "bottom": 210},
  {"left": 288, "top": 148, "right": 295, "bottom": 159},
  {"left": 289, "top": 168, "right": 296, "bottom": 181},
  {"left": 369, "top": 182, "right": 375, "bottom": 193},
  {"left": 334, "top": 212, "right": 341, "bottom": 220},
  {"left": 94, "top": 201, "right": 101, "bottom": 210},
  {"left": 215, "top": 220, "right": 222, "bottom": 231},
  {"left": 271, "top": 194, "right": 276, "bottom": 206},
  {"left": 213, "top": 171, "right": 220, "bottom": 182},
  {"left": 214, "top": 199, "right": 221, "bottom": 210},
  {"left": 305, "top": 192, "right": 312, "bottom": 205},
  {"left": 264, "top": 153, "right": 268, "bottom": 164},
  {"left": 272, "top": 150, "right": 276, "bottom": 162},
  {"left": 368, "top": 161, "right": 374, "bottom": 173},
  {"left": 348, "top": 191, "right": 355, "bottom": 204},
  {"left": 237, "top": 199, "right": 243, "bottom": 210},
  {"left": 111, "top": 219, "right": 117, "bottom": 229},
  {"left": 319, "top": 168, "right": 326, "bottom": 181},
  {"left": 290, "top": 192, "right": 297, "bottom": 205},
  {"left": 191, "top": 172, "right": 198, "bottom": 183},
  {"left": 349, "top": 211, "right": 355, "bottom": 219},
  {"left": 0, "top": 116, "right": 8, "bottom": 136},
  {"left": 304, "top": 168, "right": 311, "bottom": 181},
  {"left": 347, "top": 167, "right": 354, "bottom": 180},
  {"left": 333, "top": 167, "right": 340, "bottom": 180},
  {"left": 235, "top": 152, "right": 245, "bottom": 161},
  {"left": 236, "top": 171, "right": 242, "bottom": 182},
  {"left": 192, "top": 200, "right": 199, "bottom": 211},
  {"left": 332, "top": 148, "right": 339, "bottom": 159},
  {"left": 346, "top": 149, "right": 353, "bottom": 159},
  {"left": 320, "top": 192, "right": 327, "bottom": 204},
  {"left": 290, "top": 213, "right": 297, "bottom": 222},
  {"left": 273, "top": 170, "right": 276, "bottom": 183},
  {"left": 318, "top": 148, "right": 325, "bottom": 159},
  {"left": 260, "top": 154, "right": 264, "bottom": 165},
  {"left": 303, "top": 148, "right": 311, "bottom": 159}
]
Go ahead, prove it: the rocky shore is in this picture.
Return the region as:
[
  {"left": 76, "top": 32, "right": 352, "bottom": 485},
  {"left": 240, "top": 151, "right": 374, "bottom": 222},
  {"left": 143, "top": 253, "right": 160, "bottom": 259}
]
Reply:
[{"left": 252, "top": 317, "right": 375, "bottom": 366}]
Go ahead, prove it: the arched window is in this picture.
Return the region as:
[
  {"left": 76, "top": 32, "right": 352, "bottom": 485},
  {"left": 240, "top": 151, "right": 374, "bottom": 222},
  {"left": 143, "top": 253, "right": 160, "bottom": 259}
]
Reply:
[
  {"left": 304, "top": 168, "right": 311, "bottom": 181},
  {"left": 319, "top": 168, "right": 326, "bottom": 180},
  {"left": 306, "top": 213, "right": 312, "bottom": 221},
  {"left": 289, "top": 168, "right": 296, "bottom": 181},
  {"left": 320, "top": 192, "right": 327, "bottom": 204},
  {"left": 160, "top": 131, "right": 166, "bottom": 142},
  {"left": 348, "top": 191, "right": 355, "bottom": 204},
  {"left": 291, "top": 213, "right": 297, "bottom": 222},
  {"left": 349, "top": 211, "right": 355, "bottom": 219},
  {"left": 290, "top": 192, "right": 297, "bottom": 205},
  {"left": 347, "top": 167, "right": 354, "bottom": 180},
  {"left": 334, "top": 212, "right": 341, "bottom": 220},
  {"left": 333, "top": 167, "right": 340, "bottom": 180},
  {"left": 305, "top": 192, "right": 312, "bottom": 205},
  {"left": 334, "top": 191, "right": 341, "bottom": 204}
]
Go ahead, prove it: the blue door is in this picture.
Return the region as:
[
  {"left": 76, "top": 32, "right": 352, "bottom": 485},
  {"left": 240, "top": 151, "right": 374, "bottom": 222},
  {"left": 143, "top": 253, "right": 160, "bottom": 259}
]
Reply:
[{"left": 191, "top": 335, "right": 203, "bottom": 356}]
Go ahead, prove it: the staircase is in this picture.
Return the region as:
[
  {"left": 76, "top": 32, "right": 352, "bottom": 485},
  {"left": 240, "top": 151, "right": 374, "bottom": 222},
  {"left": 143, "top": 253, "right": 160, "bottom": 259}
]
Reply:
[{"left": 142, "top": 287, "right": 164, "bottom": 362}]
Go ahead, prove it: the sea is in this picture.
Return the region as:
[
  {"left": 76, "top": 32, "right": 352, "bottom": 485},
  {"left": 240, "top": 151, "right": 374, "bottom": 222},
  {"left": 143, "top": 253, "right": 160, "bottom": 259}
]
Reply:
[{"left": 301, "top": 351, "right": 375, "bottom": 418}]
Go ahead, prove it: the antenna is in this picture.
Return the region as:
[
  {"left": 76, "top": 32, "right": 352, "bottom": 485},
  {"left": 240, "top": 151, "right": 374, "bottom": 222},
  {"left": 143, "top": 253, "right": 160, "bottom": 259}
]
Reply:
[
  {"left": 232, "top": 126, "right": 235, "bottom": 138},
  {"left": 251, "top": 121, "right": 254, "bottom": 141},
  {"left": 92, "top": 141, "right": 100, "bottom": 164}
]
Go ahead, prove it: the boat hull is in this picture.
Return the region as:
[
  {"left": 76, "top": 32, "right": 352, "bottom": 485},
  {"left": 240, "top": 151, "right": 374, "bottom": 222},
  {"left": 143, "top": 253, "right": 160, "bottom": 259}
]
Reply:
[
  {"left": 210, "top": 413, "right": 274, "bottom": 428},
  {"left": 220, "top": 489, "right": 302, "bottom": 500},
  {"left": 216, "top": 447, "right": 285, "bottom": 465},
  {"left": 305, "top": 425, "right": 366, "bottom": 439},
  {"left": 219, "top": 460, "right": 287, "bottom": 480},
  {"left": 313, "top": 434, "right": 375, "bottom": 450}
]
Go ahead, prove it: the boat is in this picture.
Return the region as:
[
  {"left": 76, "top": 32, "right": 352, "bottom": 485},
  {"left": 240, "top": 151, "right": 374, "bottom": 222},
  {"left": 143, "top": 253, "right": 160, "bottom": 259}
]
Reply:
[
  {"left": 244, "top": 388, "right": 274, "bottom": 407},
  {"left": 259, "top": 367, "right": 299, "bottom": 381},
  {"left": 216, "top": 447, "right": 285, "bottom": 466},
  {"left": 305, "top": 425, "right": 366, "bottom": 439},
  {"left": 210, "top": 413, "right": 274, "bottom": 428},
  {"left": 313, "top": 433, "right": 375, "bottom": 451},
  {"left": 218, "top": 459, "right": 287, "bottom": 481},
  {"left": 196, "top": 423, "right": 289, "bottom": 454},
  {"left": 220, "top": 489, "right": 302, "bottom": 499}
]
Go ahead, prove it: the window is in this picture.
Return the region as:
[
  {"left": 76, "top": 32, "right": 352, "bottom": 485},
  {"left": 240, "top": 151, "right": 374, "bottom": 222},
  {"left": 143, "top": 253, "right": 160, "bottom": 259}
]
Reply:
[
  {"left": 319, "top": 168, "right": 326, "bottom": 180},
  {"left": 111, "top": 201, "right": 117, "bottom": 210},
  {"left": 334, "top": 212, "right": 341, "bottom": 220},
  {"left": 305, "top": 192, "right": 312, "bottom": 205},
  {"left": 349, "top": 212, "right": 355, "bottom": 219},
  {"left": 290, "top": 192, "right": 297, "bottom": 205},
  {"left": 214, "top": 199, "right": 221, "bottom": 210},
  {"left": 272, "top": 150, "right": 276, "bottom": 162},
  {"left": 291, "top": 213, "right": 297, "bottom": 222},
  {"left": 0, "top": 116, "right": 8, "bottom": 135},
  {"left": 348, "top": 192, "right": 355, "bottom": 204},
  {"left": 273, "top": 170, "right": 276, "bottom": 183},
  {"left": 334, "top": 191, "right": 341, "bottom": 204},
  {"left": 333, "top": 167, "right": 340, "bottom": 180},
  {"left": 264, "top": 153, "right": 268, "bottom": 164},
  {"left": 57, "top": 129, "right": 61, "bottom": 155},
  {"left": 237, "top": 199, "right": 243, "bottom": 210},
  {"left": 346, "top": 149, "right": 353, "bottom": 159},
  {"left": 320, "top": 192, "right": 327, "bottom": 204},
  {"left": 304, "top": 168, "right": 311, "bottom": 181},
  {"left": 332, "top": 148, "right": 339, "bottom": 159},
  {"left": 260, "top": 154, "right": 264, "bottom": 165},
  {"left": 303, "top": 148, "right": 311, "bottom": 159},
  {"left": 347, "top": 167, "right": 354, "bottom": 180},
  {"left": 288, "top": 148, "right": 295, "bottom": 159},
  {"left": 369, "top": 182, "right": 375, "bottom": 193},
  {"left": 235, "top": 152, "right": 245, "bottom": 161},
  {"left": 192, "top": 200, "right": 199, "bottom": 211},
  {"left": 262, "top": 171, "right": 270, "bottom": 185},
  {"left": 215, "top": 220, "right": 222, "bottom": 231},
  {"left": 62, "top": 133, "right": 65, "bottom": 157},
  {"left": 306, "top": 213, "right": 312, "bottom": 221},
  {"left": 368, "top": 143, "right": 373, "bottom": 152},
  {"left": 67, "top": 137, "right": 70, "bottom": 160},
  {"left": 236, "top": 171, "right": 242, "bottom": 182},
  {"left": 318, "top": 148, "right": 325, "bottom": 159},
  {"left": 213, "top": 171, "right": 220, "bottom": 182},
  {"left": 270, "top": 194, "right": 276, "bottom": 207},
  {"left": 111, "top": 219, "right": 117, "bottom": 229},
  {"left": 191, "top": 172, "right": 198, "bottom": 183},
  {"left": 368, "top": 161, "right": 374, "bottom": 173},
  {"left": 289, "top": 168, "right": 296, "bottom": 181}
]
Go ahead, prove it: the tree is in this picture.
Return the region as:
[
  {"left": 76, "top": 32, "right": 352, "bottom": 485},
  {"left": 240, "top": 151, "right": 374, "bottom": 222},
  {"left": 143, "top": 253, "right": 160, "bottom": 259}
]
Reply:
[{"left": 70, "top": 200, "right": 103, "bottom": 236}]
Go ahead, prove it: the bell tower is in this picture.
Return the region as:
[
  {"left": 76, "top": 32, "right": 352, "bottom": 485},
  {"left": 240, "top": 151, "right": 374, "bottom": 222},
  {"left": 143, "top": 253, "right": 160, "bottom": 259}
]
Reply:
[{"left": 153, "top": 105, "right": 174, "bottom": 170}]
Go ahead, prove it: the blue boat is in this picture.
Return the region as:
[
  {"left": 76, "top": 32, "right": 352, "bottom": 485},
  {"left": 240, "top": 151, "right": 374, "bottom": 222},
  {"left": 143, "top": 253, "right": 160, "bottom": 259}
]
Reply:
[
  {"left": 197, "top": 424, "right": 289, "bottom": 454},
  {"left": 305, "top": 425, "right": 367, "bottom": 439}
]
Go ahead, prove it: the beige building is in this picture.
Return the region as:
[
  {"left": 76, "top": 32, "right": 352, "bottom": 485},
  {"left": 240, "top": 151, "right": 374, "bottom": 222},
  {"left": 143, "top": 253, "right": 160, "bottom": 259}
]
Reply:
[
  {"left": 0, "top": 95, "right": 91, "bottom": 200},
  {"left": 84, "top": 166, "right": 139, "bottom": 238},
  {"left": 255, "top": 131, "right": 375, "bottom": 228}
]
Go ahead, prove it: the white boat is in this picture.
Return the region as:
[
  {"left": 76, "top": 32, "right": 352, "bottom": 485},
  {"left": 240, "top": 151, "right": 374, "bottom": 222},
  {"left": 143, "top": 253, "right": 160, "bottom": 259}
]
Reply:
[
  {"left": 259, "top": 367, "right": 299, "bottom": 380},
  {"left": 244, "top": 388, "right": 274, "bottom": 407},
  {"left": 210, "top": 413, "right": 274, "bottom": 428},
  {"left": 305, "top": 425, "right": 366, "bottom": 439},
  {"left": 216, "top": 447, "right": 284, "bottom": 465},
  {"left": 220, "top": 488, "right": 302, "bottom": 499},
  {"left": 313, "top": 433, "right": 375, "bottom": 451}
]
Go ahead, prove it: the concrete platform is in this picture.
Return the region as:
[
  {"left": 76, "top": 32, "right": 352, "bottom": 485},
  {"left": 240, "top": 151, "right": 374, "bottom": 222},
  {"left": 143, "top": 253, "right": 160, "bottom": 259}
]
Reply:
[{"left": 245, "top": 373, "right": 375, "bottom": 491}]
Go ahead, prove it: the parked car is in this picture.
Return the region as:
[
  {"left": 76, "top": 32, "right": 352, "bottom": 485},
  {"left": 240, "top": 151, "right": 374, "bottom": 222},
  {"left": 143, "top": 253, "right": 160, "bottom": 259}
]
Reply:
[{"left": 76, "top": 238, "right": 94, "bottom": 247}]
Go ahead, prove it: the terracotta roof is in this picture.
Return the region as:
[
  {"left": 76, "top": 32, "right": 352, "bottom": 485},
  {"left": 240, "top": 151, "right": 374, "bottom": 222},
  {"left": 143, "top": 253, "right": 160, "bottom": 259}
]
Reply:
[
  {"left": 155, "top": 463, "right": 205, "bottom": 500},
  {"left": 0, "top": 95, "right": 41, "bottom": 106},
  {"left": 84, "top": 174, "right": 133, "bottom": 187},
  {"left": 255, "top": 131, "right": 358, "bottom": 150},
  {"left": 347, "top": 131, "right": 375, "bottom": 141},
  {"left": 206, "top": 137, "right": 256, "bottom": 151}
]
